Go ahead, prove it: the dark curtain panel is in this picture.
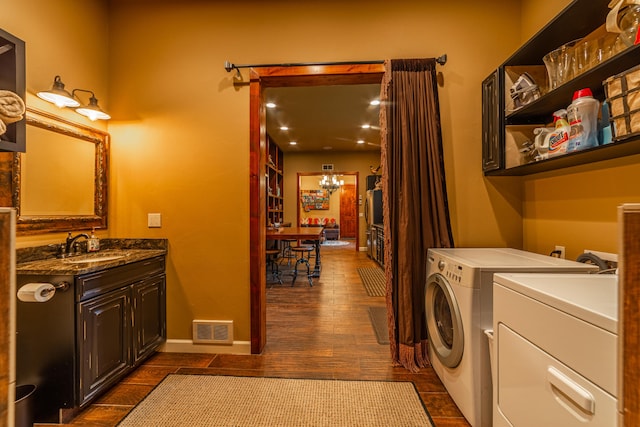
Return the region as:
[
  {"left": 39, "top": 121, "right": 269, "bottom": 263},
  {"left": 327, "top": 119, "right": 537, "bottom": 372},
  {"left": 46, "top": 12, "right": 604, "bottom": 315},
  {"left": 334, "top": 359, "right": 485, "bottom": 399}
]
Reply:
[{"left": 380, "top": 58, "right": 454, "bottom": 372}]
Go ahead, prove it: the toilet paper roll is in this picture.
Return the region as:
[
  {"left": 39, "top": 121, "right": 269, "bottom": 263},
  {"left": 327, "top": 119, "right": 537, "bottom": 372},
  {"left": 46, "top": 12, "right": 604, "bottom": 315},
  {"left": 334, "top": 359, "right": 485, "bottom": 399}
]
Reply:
[{"left": 17, "top": 283, "right": 55, "bottom": 303}]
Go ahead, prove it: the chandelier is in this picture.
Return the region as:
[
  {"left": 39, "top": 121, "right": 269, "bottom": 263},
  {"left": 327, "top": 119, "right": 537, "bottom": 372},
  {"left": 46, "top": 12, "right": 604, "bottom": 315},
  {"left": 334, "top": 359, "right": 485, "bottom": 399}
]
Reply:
[{"left": 319, "top": 174, "right": 344, "bottom": 195}]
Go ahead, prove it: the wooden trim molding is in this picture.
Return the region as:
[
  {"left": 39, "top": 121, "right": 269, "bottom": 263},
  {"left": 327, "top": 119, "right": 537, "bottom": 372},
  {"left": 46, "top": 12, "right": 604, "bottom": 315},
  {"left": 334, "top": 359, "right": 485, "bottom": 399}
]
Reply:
[
  {"left": 620, "top": 204, "right": 640, "bottom": 426},
  {"left": 0, "top": 209, "right": 16, "bottom": 426},
  {"left": 249, "top": 64, "right": 384, "bottom": 353}
]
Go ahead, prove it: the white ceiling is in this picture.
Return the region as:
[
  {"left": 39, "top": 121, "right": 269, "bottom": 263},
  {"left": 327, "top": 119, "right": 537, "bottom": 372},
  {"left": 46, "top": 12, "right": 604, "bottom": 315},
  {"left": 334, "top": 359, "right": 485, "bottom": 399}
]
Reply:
[{"left": 265, "top": 84, "right": 381, "bottom": 153}]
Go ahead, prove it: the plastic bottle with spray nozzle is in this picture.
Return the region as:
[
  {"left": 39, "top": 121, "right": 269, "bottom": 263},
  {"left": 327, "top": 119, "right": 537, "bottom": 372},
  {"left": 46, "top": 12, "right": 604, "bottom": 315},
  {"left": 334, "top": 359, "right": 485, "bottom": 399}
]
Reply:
[
  {"left": 535, "top": 109, "right": 570, "bottom": 159},
  {"left": 548, "top": 109, "right": 571, "bottom": 157}
]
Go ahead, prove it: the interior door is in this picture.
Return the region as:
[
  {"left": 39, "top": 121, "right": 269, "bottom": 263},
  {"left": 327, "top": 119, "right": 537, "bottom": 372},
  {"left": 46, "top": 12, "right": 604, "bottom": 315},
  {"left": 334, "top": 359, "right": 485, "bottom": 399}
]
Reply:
[{"left": 339, "top": 184, "right": 357, "bottom": 238}]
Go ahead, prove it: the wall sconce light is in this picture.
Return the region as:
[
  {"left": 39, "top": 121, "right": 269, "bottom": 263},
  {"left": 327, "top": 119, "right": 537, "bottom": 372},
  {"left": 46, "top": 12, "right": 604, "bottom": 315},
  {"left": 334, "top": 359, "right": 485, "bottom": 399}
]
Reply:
[
  {"left": 36, "top": 76, "right": 80, "bottom": 108},
  {"left": 73, "top": 89, "right": 111, "bottom": 121},
  {"left": 37, "top": 75, "right": 111, "bottom": 121}
]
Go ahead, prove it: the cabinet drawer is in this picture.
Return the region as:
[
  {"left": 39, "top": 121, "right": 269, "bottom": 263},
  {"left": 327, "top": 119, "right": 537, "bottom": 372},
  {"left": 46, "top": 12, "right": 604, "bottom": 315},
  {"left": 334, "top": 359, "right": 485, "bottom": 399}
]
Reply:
[
  {"left": 76, "top": 256, "right": 165, "bottom": 301},
  {"left": 497, "top": 324, "right": 617, "bottom": 426},
  {"left": 494, "top": 283, "right": 617, "bottom": 395}
]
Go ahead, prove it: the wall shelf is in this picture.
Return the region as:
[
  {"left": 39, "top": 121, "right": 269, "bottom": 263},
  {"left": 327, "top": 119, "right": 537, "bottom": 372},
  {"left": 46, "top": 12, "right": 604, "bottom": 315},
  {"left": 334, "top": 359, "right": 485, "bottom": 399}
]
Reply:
[
  {"left": 0, "top": 28, "right": 26, "bottom": 152},
  {"left": 488, "top": 137, "right": 640, "bottom": 176},
  {"left": 482, "top": 0, "right": 640, "bottom": 176},
  {"left": 266, "top": 135, "right": 284, "bottom": 225}
]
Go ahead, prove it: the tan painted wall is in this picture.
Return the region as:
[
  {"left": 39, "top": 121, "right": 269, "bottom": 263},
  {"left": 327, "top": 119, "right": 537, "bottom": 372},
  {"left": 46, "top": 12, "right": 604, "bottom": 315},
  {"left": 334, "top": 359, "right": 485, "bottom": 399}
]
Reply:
[
  {"left": 519, "top": 0, "right": 640, "bottom": 260},
  {"left": 3, "top": 0, "right": 110, "bottom": 249},
  {"left": 5, "top": 0, "right": 525, "bottom": 343},
  {"left": 520, "top": 0, "right": 571, "bottom": 41}
]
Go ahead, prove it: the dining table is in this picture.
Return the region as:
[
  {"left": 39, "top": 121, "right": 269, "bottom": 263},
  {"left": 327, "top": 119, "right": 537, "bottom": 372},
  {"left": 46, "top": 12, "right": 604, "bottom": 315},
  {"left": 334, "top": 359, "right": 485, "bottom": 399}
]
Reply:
[{"left": 266, "top": 226, "right": 323, "bottom": 277}]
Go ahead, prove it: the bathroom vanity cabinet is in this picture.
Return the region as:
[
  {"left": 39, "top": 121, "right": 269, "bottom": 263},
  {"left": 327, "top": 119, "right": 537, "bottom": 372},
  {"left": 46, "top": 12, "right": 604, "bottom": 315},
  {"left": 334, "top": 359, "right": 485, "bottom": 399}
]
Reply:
[
  {"left": 76, "top": 256, "right": 166, "bottom": 406},
  {"left": 16, "top": 254, "right": 166, "bottom": 423}
]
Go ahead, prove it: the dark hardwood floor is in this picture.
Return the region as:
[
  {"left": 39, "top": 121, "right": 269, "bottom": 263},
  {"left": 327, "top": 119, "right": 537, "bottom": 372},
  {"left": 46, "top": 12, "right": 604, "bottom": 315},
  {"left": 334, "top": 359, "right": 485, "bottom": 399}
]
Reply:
[{"left": 55, "top": 241, "right": 470, "bottom": 426}]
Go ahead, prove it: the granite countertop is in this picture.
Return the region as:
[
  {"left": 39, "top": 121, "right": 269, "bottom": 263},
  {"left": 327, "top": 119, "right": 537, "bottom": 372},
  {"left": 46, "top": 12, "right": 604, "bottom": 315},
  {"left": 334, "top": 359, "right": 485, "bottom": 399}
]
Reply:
[{"left": 16, "top": 239, "right": 168, "bottom": 276}]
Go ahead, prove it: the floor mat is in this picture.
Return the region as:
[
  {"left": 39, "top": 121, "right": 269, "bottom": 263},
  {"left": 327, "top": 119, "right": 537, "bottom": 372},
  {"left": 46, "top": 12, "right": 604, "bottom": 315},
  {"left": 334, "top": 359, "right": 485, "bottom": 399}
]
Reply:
[
  {"left": 368, "top": 306, "right": 390, "bottom": 345},
  {"left": 117, "top": 374, "right": 434, "bottom": 426},
  {"left": 357, "top": 266, "right": 385, "bottom": 297},
  {"left": 321, "top": 240, "right": 350, "bottom": 246}
]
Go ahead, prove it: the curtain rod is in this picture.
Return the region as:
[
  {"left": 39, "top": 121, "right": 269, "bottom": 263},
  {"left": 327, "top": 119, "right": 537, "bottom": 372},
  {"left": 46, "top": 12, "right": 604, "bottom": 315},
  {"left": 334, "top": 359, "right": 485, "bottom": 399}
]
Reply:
[{"left": 224, "top": 55, "right": 447, "bottom": 74}]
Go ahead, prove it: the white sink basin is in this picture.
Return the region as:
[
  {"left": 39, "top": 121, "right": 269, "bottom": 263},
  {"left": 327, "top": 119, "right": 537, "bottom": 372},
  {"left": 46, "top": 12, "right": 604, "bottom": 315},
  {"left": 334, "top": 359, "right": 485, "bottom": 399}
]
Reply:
[{"left": 64, "top": 252, "right": 129, "bottom": 264}]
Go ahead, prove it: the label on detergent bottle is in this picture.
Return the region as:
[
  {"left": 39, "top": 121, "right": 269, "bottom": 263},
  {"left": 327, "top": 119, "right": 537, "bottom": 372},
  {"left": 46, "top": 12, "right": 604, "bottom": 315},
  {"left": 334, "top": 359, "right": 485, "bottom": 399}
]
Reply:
[
  {"left": 547, "top": 109, "right": 570, "bottom": 157},
  {"left": 567, "top": 118, "right": 584, "bottom": 152},
  {"left": 548, "top": 130, "right": 569, "bottom": 156}
]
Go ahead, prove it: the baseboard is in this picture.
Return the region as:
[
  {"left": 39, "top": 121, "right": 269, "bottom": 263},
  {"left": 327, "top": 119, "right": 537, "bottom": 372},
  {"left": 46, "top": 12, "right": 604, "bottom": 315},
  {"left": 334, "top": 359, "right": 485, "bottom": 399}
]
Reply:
[{"left": 160, "top": 339, "right": 251, "bottom": 354}]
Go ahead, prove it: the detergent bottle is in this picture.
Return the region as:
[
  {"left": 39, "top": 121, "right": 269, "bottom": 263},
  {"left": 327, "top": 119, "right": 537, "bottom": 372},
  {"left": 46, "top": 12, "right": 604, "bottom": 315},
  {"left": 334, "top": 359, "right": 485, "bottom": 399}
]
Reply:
[
  {"left": 547, "top": 109, "right": 571, "bottom": 157},
  {"left": 567, "top": 88, "right": 600, "bottom": 152}
]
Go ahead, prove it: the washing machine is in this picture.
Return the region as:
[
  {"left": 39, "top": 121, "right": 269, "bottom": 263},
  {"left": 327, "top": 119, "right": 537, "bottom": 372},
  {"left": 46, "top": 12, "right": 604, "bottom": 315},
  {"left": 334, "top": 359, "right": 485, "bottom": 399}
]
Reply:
[
  {"left": 492, "top": 273, "right": 618, "bottom": 427},
  {"left": 424, "top": 248, "right": 598, "bottom": 427}
]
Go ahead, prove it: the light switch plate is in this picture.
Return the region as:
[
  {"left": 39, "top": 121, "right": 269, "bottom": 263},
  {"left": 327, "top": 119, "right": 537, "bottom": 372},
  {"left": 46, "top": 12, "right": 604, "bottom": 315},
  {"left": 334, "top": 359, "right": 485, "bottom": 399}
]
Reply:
[{"left": 148, "top": 213, "right": 162, "bottom": 228}]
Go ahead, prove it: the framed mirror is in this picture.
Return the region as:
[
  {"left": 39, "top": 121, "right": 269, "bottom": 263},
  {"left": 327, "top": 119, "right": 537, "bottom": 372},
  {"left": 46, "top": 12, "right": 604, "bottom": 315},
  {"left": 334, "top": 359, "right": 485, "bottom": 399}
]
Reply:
[{"left": 0, "top": 107, "right": 109, "bottom": 234}]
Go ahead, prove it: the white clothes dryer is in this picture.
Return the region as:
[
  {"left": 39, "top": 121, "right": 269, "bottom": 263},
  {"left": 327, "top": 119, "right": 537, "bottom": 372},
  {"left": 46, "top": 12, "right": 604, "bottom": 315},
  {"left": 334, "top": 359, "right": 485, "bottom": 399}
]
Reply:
[
  {"left": 492, "top": 273, "right": 618, "bottom": 427},
  {"left": 425, "top": 248, "right": 598, "bottom": 427}
]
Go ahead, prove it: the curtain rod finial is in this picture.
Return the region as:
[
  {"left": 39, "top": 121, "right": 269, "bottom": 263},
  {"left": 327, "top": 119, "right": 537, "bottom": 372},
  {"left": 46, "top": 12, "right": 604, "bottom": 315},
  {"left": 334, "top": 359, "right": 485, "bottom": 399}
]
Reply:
[
  {"left": 436, "top": 54, "right": 447, "bottom": 66},
  {"left": 224, "top": 61, "right": 235, "bottom": 72}
]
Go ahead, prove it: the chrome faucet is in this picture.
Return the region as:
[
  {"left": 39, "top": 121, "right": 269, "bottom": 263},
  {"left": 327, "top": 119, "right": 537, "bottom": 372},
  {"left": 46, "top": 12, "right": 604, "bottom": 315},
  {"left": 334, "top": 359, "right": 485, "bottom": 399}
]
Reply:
[{"left": 65, "top": 232, "right": 90, "bottom": 255}]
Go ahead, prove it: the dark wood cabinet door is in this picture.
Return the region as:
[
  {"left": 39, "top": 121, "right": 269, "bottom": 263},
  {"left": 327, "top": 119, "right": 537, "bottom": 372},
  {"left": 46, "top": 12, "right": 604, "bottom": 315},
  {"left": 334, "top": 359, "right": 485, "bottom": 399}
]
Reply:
[
  {"left": 78, "top": 287, "right": 130, "bottom": 406},
  {"left": 482, "top": 69, "right": 503, "bottom": 173},
  {"left": 132, "top": 275, "right": 166, "bottom": 363}
]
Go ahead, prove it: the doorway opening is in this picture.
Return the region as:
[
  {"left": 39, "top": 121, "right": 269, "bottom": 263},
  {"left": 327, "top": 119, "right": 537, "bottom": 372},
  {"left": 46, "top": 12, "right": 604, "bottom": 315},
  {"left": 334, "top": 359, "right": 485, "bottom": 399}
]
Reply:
[
  {"left": 249, "top": 64, "right": 385, "bottom": 353},
  {"left": 297, "top": 172, "right": 359, "bottom": 242}
]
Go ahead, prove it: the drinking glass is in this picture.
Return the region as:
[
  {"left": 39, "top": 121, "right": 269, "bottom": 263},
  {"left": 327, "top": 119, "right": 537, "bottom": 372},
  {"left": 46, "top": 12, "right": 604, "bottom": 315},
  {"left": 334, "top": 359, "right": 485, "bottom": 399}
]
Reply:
[
  {"left": 543, "top": 48, "right": 561, "bottom": 91},
  {"left": 574, "top": 39, "right": 593, "bottom": 76},
  {"left": 557, "top": 41, "right": 576, "bottom": 85}
]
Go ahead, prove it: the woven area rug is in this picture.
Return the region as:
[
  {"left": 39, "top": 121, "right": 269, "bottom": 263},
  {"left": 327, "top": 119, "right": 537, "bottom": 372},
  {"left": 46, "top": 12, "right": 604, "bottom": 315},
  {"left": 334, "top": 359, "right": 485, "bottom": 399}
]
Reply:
[
  {"left": 357, "top": 267, "right": 386, "bottom": 297},
  {"left": 368, "top": 306, "right": 390, "bottom": 345},
  {"left": 321, "top": 240, "right": 350, "bottom": 246},
  {"left": 118, "top": 374, "right": 433, "bottom": 426}
]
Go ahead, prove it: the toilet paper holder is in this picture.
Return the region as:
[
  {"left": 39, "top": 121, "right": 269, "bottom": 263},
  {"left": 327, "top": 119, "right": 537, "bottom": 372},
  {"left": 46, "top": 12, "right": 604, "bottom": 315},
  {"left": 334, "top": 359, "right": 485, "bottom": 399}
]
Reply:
[
  {"left": 17, "top": 281, "right": 71, "bottom": 302},
  {"left": 45, "top": 281, "right": 70, "bottom": 295}
]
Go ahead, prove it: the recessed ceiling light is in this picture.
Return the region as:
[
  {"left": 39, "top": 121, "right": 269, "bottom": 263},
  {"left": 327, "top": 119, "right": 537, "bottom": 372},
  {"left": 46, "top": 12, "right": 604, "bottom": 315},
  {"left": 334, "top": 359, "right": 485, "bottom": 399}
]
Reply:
[
  {"left": 370, "top": 99, "right": 380, "bottom": 106},
  {"left": 289, "top": 141, "right": 297, "bottom": 145},
  {"left": 280, "top": 126, "right": 289, "bottom": 131},
  {"left": 357, "top": 140, "right": 365, "bottom": 144},
  {"left": 361, "top": 124, "right": 371, "bottom": 129},
  {"left": 266, "top": 102, "right": 276, "bottom": 108}
]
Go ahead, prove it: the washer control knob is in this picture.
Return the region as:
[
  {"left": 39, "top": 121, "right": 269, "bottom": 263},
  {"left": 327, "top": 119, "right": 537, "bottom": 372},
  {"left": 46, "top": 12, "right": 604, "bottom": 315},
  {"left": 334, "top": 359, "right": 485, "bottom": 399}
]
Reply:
[{"left": 438, "top": 260, "right": 446, "bottom": 271}]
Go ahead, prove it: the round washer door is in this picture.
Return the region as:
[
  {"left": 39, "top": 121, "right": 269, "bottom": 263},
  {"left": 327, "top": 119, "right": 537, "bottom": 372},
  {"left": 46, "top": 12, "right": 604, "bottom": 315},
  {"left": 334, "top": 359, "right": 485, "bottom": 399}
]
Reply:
[{"left": 425, "top": 273, "right": 464, "bottom": 368}]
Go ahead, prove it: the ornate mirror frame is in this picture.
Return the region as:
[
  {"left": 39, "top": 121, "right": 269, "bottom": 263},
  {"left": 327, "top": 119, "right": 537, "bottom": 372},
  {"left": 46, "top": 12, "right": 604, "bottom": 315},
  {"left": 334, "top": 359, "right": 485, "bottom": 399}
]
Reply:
[{"left": 0, "top": 107, "right": 109, "bottom": 235}]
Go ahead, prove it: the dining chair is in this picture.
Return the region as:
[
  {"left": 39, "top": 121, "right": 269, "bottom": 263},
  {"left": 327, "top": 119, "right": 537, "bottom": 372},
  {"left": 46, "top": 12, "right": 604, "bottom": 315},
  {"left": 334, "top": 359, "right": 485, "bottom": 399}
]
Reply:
[
  {"left": 266, "top": 248, "right": 283, "bottom": 285},
  {"left": 291, "top": 246, "right": 314, "bottom": 287}
]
